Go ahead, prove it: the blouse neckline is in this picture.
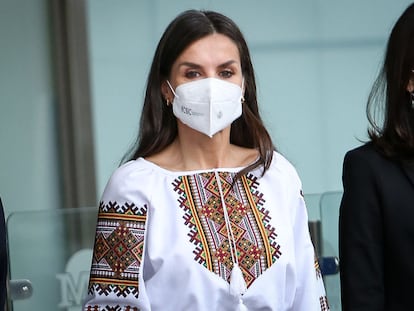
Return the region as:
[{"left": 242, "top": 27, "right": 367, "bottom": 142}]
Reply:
[{"left": 136, "top": 157, "right": 248, "bottom": 177}]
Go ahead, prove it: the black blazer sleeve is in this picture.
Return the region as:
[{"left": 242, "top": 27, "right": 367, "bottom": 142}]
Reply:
[
  {"left": 0, "top": 198, "right": 7, "bottom": 310},
  {"left": 339, "top": 147, "right": 385, "bottom": 311}
]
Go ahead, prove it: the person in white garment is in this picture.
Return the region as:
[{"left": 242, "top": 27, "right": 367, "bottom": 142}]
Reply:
[{"left": 83, "top": 9, "right": 329, "bottom": 311}]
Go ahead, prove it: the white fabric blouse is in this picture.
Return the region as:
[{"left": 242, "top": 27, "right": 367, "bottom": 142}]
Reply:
[{"left": 83, "top": 151, "right": 329, "bottom": 311}]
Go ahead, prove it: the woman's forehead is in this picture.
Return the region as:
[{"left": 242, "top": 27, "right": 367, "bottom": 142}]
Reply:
[{"left": 174, "top": 34, "right": 240, "bottom": 67}]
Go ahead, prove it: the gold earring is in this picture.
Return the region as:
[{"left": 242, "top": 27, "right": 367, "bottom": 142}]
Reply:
[{"left": 166, "top": 98, "right": 170, "bottom": 106}]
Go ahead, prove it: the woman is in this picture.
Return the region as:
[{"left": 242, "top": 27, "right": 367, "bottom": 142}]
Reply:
[
  {"left": 339, "top": 3, "right": 414, "bottom": 310},
  {"left": 83, "top": 9, "right": 328, "bottom": 311}
]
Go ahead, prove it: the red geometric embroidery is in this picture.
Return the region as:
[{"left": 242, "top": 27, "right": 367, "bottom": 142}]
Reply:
[
  {"left": 87, "top": 201, "right": 147, "bottom": 299},
  {"left": 173, "top": 172, "right": 282, "bottom": 288},
  {"left": 320, "top": 295, "right": 330, "bottom": 310},
  {"left": 86, "top": 306, "right": 139, "bottom": 311}
]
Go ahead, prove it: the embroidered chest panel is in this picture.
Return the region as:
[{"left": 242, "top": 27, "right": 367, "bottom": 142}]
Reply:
[{"left": 172, "top": 172, "right": 282, "bottom": 288}]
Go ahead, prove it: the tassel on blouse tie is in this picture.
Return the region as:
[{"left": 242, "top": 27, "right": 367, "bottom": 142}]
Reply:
[
  {"left": 214, "top": 171, "right": 248, "bottom": 304},
  {"left": 231, "top": 263, "right": 248, "bottom": 310},
  {"left": 230, "top": 263, "right": 247, "bottom": 297}
]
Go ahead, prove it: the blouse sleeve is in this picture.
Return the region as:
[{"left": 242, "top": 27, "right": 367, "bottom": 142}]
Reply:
[
  {"left": 291, "top": 186, "right": 330, "bottom": 310},
  {"left": 83, "top": 163, "right": 151, "bottom": 311}
]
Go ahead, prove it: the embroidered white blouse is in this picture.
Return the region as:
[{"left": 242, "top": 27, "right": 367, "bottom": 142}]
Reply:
[{"left": 83, "top": 151, "right": 329, "bottom": 311}]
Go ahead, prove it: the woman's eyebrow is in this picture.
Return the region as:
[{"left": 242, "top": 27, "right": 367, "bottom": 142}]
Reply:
[
  {"left": 177, "top": 60, "right": 238, "bottom": 69},
  {"left": 177, "top": 61, "right": 202, "bottom": 69},
  {"left": 218, "top": 60, "right": 237, "bottom": 68}
]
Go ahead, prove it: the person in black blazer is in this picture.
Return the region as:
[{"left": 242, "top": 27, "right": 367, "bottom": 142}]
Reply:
[
  {"left": 0, "top": 198, "right": 7, "bottom": 310},
  {"left": 339, "top": 3, "right": 414, "bottom": 310}
]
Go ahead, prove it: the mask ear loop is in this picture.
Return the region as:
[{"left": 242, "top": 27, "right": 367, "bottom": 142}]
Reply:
[{"left": 166, "top": 80, "right": 178, "bottom": 98}]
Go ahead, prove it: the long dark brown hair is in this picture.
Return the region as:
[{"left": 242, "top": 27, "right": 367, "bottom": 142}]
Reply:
[
  {"left": 124, "top": 10, "right": 275, "bottom": 176},
  {"left": 367, "top": 3, "right": 414, "bottom": 162}
]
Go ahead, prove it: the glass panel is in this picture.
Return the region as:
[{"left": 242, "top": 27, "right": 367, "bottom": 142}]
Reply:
[
  {"left": 303, "top": 192, "right": 322, "bottom": 222},
  {"left": 319, "top": 191, "right": 343, "bottom": 311},
  {"left": 304, "top": 193, "right": 323, "bottom": 256},
  {"left": 6, "top": 207, "right": 97, "bottom": 311}
]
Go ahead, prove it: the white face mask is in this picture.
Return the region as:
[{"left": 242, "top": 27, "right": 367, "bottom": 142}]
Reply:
[{"left": 167, "top": 78, "right": 243, "bottom": 137}]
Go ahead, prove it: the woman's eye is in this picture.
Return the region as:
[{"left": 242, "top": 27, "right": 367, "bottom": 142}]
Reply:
[
  {"left": 220, "top": 70, "right": 234, "bottom": 78},
  {"left": 185, "top": 71, "right": 200, "bottom": 79}
]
